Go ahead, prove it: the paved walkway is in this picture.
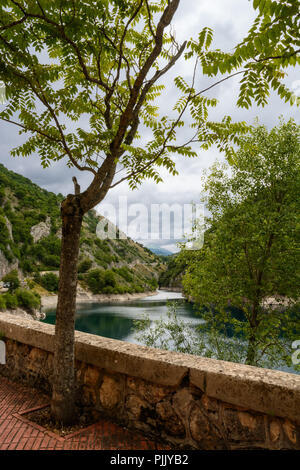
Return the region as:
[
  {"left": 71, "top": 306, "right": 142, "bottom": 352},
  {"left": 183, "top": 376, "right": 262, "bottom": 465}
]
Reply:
[{"left": 0, "top": 377, "right": 168, "bottom": 450}]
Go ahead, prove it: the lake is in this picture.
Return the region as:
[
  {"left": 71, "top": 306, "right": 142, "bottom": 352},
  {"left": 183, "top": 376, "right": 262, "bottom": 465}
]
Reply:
[
  {"left": 43, "top": 289, "right": 299, "bottom": 374},
  {"left": 43, "top": 290, "right": 198, "bottom": 343}
]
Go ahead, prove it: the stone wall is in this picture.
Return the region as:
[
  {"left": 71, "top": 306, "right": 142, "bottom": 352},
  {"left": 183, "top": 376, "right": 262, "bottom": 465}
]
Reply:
[{"left": 0, "top": 313, "right": 299, "bottom": 450}]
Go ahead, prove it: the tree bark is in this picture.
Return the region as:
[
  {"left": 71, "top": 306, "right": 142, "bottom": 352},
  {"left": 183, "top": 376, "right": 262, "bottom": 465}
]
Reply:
[
  {"left": 50, "top": 195, "right": 83, "bottom": 424},
  {"left": 245, "top": 303, "right": 259, "bottom": 366},
  {"left": 246, "top": 332, "right": 257, "bottom": 365}
]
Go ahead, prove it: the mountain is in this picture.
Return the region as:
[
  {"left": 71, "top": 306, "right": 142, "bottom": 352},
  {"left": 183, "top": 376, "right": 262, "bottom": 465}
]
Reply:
[
  {"left": 0, "top": 163, "right": 165, "bottom": 295},
  {"left": 146, "top": 246, "right": 173, "bottom": 257},
  {"left": 158, "top": 254, "right": 186, "bottom": 290}
]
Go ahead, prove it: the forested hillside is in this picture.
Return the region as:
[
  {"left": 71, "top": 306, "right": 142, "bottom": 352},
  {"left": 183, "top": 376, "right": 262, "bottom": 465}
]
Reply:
[{"left": 0, "top": 163, "right": 164, "bottom": 295}]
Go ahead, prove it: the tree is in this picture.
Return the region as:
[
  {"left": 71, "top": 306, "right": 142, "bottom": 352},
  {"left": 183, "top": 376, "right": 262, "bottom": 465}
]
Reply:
[
  {"left": 86, "top": 268, "right": 106, "bottom": 294},
  {"left": 181, "top": 119, "right": 300, "bottom": 367},
  {"left": 77, "top": 258, "right": 93, "bottom": 274},
  {"left": 2, "top": 269, "right": 20, "bottom": 292},
  {"left": 0, "top": 0, "right": 299, "bottom": 423},
  {"left": 40, "top": 272, "right": 59, "bottom": 293}
]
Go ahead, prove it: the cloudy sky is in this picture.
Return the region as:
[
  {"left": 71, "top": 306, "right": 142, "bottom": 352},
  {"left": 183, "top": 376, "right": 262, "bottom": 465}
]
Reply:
[{"left": 0, "top": 0, "right": 299, "bottom": 252}]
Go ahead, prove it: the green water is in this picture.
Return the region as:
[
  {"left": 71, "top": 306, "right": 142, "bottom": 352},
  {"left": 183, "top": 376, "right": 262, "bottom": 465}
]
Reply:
[
  {"left": 43, "top": 290, "right": 197, "bottom": 343},
  {"left": 43, "top": 290, "right": 299, "bottom": 374}
]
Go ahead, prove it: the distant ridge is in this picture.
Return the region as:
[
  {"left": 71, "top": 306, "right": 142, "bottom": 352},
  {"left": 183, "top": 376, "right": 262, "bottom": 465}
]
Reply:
[{"left": 146, "top": 246, "right": 173, "bottom": 257}]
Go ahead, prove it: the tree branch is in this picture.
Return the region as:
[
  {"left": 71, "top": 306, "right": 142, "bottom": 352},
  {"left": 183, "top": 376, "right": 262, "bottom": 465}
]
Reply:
[
  {"left": 10, "top": 0, "right": 112, "bottom": 91},
  {"left": 125, "top": 40, "right": 187, "bottom": 145},
  {"left": 0, "top": 15, "right": 27, "bottom": 31},
  {"left": 110, "top": 0, "right": 181, "bottom": 154}
]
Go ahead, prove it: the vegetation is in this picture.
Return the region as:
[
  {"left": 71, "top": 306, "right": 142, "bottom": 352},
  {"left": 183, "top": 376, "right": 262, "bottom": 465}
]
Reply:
[
  {"left": 137, "top": 120, "right": 300, "bottom": 370},
  {"left": 0, "top": 270, "right": 41, "bottom": 312},
  {"left": 0, "top": 163, "right": 163, "bottom": 294},
  {"left": 84, "top": 266, "right": 157, "bottom": 295},
  {"left": 134, "top": 301, "right": 206, "bottom": 355},
  {"left": 38, "top": 273, "right": 59, "bottom": 293},
  {"left": 77, "top": 258, "right": 93, "bottom": 274},
  {"left": 0, "top": 0, "right": 298, "bottom": 424},
  {"left": 14, "top": 288, "right": 41, "bottom": 311},
  {"left": 2, "top": 269, "right": 20, "bottom": 292},
  {"left": 0, "top": 296, "right": 6, "bottom": 310},
  {"left": 0, "top": 163, "right": 63, "bottom": 271},
  {"left": 158, "top": 255, "right": 186, "bottom": 289}
]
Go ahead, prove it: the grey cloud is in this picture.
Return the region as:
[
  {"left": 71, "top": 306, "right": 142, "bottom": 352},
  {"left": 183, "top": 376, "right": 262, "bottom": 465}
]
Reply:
[{"left": 0, "top": 0, "right": 299, "bottom": 251}]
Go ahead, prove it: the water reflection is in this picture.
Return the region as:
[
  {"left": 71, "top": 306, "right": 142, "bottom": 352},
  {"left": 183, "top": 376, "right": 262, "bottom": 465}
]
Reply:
[
  {"left": 43, "top": 290, "right": 197, "bottom": 342},
  {"left": 43, "top": 289, "right": 298, "bottom": 374}
]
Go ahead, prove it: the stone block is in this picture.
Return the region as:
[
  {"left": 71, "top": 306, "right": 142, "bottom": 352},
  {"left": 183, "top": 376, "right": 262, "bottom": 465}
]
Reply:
[
  {"left": 283, "top": 419, "right": 297, "bottom": 445},
  {"left": 84, "top": 365, "right": 100, "bottom": 387},
  {"left": 223, "top": 405, "right": 265, "bottom": 443},
  {"left": 127, "top": 376, "right": 171, "bottom": 404},
  {"left": 126, "top": 394, "right": 149, "bottom": 420},
  {"left": 156, "top": 400, "right": 185, "bottom": 436},
  {"left": 189, "top": 405, "right": 224, "bottom": 449},
  {"left": 99, "top": 375, "right": 122, "bottom": 409},
  {"left": 172, "top": 388, "right": 194, "bottom": 422}
]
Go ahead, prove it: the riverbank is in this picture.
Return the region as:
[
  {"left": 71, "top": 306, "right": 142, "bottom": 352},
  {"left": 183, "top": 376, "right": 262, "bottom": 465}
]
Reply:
[
  {"left": 41, "top": 289, "right": 158, "bottom": 309},
  {"left": 0, "top": 307, "right": 45, "bottom": 321}
]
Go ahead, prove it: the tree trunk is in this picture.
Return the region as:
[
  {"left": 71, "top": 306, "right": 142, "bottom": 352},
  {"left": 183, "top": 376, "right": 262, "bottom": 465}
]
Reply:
[
  {"left": 246, "top": 303, "right": 259, "bottom": 366},
  {"left": 50, "top": 195, "right": 83, "bottom": 424},
  {"left": 246, "top": 332, "right": 257, "bottom": 365}
]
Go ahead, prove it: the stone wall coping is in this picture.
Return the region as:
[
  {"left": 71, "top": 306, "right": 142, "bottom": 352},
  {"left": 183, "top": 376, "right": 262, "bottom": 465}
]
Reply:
[{"left": 0, "top": 312, "right": 299, "bottom": 423}]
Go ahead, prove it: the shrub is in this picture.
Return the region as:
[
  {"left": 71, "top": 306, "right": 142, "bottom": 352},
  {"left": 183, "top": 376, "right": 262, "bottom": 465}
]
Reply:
[
  {"left": 21, "top": 259, "right": 34, "bottom": 274},
  {"left": 3, "top": 293, "right": 18, "bottom": 309},
  {"left": 42, "top": 254, "right": 60, "bottom": 268},
  {"left": 40, "top": 273, "right": 59, "bottom": 292},
  {"left": 86, "top": 268, "right": 117, "bottom": 294},
  {"left": 78, "top": 258, "right": 93, "bottom": 274},
  {"left": 29, "top": 235, "right": 61, "bottom": 268},
  {"left": 1, "top": 270, "right": 20, "bottom": 292},
  {"left": 0, "top": 295, "right": 6, "bottom": 310},
  {"left": 115, "top": 285, "right": 127, "bottom": 294},
  {"left": 0, "top": 215, "right": 10, "bottom": 248},
  {"left": 134, "top": 285, "right": 144, "bottom": 293},
  {"left": 102, "top": 285, "right": 114, "bottom": 295},
  {"left": 104, "top": 270, "right": 116, "bottom": 287},
  {"left": 15, "top": 288, "right": 40, "bottom": 310},
  {"left": 117, "top": 266, "right": 133, "bottom": 282},
  {"left": 33, "top": 271, "right": 42, "bottom": 283},
  {"left": 26, "top": 279, "right": 35, "bottom": 289},
  {"left": 147, "top": 278, "right": 158, "bottom": 290},
  {"left": 86, "top": 269, "right": 106, "bottom": 294}
]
